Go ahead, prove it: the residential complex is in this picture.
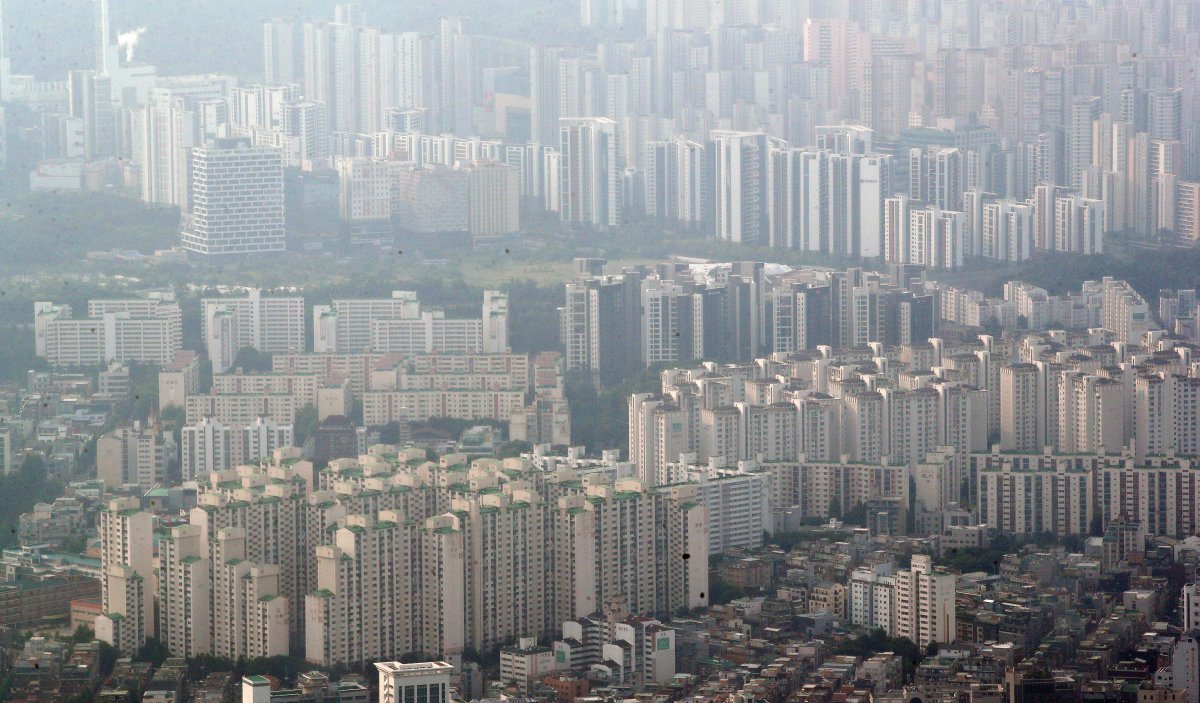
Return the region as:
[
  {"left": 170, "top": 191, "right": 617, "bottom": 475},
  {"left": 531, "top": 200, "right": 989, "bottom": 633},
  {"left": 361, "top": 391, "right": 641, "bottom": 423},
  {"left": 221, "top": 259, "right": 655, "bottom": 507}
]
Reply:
[
  {"left": 103, "top": 448, "right": 707, "bottom": 668},
  {"left": 9, "top": 0, "right": 1200, "bottom": 697},
  {"left": 34, "top": 295, "right": 183, "bottom": 368},
  {"left": 201, "top": 288, "right": 306, "bottom": 372}
]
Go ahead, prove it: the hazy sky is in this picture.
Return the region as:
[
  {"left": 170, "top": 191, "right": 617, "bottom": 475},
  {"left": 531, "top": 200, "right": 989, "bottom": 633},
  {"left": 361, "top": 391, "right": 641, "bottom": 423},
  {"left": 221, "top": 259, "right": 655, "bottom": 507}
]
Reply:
[{"left": 6, "top": 0, "right": 576, "bottom": 79}]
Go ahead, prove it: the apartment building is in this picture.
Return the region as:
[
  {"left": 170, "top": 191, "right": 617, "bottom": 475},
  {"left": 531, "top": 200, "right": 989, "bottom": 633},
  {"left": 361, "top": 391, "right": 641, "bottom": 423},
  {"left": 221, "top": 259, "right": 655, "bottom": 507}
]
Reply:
[
  {"left": 313, "top": 290, "right": 508, "bottom": 355},
  {"left": 95, "top": 498, "right": 154, "bottom": 654},
  {"left": 96, "top": 425, "right": 165, "bottom": 489},
  {"left": 180, "top": 416, "right": 293, "bottom": 480},
  {"left": 894, "top": 555, "right": 957, "bottom": 648},
  {"left": 35, "top": 297, "right": 183, "bottom": 367},
  {"left": 201, "top": 289, "right": 305, "bottom": 372},
  {"left": 158, "top": 350, "right": 202, "bottom": 409}
]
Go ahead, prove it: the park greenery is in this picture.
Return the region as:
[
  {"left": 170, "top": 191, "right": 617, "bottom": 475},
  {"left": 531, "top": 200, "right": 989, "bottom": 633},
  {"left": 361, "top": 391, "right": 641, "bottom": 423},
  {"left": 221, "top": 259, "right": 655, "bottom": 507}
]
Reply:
[
  {"left": 0, "top": 454, "right": 66, "bottom": 549},
  {"left": 563, "top": 364, "right": 679, "bottom": 452}
]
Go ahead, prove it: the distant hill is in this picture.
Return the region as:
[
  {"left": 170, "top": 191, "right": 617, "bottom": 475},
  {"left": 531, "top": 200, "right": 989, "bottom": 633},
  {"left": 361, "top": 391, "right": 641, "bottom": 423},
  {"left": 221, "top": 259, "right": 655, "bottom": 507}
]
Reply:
[{"left": 5, "top": 0, "right": 579, "bottom": 81}]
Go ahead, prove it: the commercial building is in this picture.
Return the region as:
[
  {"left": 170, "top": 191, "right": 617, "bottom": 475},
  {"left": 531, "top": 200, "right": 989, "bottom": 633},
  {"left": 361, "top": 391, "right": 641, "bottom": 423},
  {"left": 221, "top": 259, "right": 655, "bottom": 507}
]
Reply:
[
  {"left": 0, "top": 576, "right": 101, "bottom": 631},
  {"left": 376, "top": 661, "right": 453, "bottom": 703},
  {"left": 181, "top": 138, "right": 285, "bottom": 255}
]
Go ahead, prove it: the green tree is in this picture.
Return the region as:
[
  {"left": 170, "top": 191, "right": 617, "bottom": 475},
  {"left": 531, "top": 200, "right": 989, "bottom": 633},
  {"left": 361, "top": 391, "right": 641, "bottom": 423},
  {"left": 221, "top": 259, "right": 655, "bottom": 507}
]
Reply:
[
  {"left": 841, "top": 502, "right": 868, "bottom": 525},
  {"left": 72, "top": 623, "right": 95, "bottom": 643},
  {"left": 98, "top": 641, "right": 119, "bottom": 677},
  {"left": 564, "top": 365, "right": 670, "bottom": 454},
  {"left": 242, "top": 655, "right": 310, "bottom": 684},
  {"left": 505, "top": 280, "right": 564, "bottom": 354},
  {"left": 495, "top": 441, "right": 532, "bottom": 458},
  {"left": 0, "top": 454, "right": 65, "bottom": 549},
  {"left": 294, "top": 405, "right": 320, "bottom": 446},
  {"left": 231, "top": 347, "right": 274, "bottom": 373},
  {"left": 708, "top": 575, "right": 747, "bottom": 605},
  {"left": 136, "top": 637, "right": 170, "bottom": 667},
  {"left": 376, "top": 421, "right": 402, "bottom": 444},
  {"left": 827, "top": 496, "right": 842, "bottom": 520},
  {"left": 186, "top": 654, "right": 236, "bottom": 681},
  {"left": 159, "top": 405, "right": 185, "bottom": 429}
]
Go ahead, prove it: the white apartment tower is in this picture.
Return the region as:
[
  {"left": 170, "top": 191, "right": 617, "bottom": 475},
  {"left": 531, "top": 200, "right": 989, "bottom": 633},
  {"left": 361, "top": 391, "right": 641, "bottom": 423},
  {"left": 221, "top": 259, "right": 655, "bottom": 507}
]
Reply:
[
  {"left": 139, "top": 95, "right": 195, "bottom": 208},
  {"left": 35, "top": 298, "right": 183, "bottom": 368},
  {"left": 976, "top": 456, "right": 1094, "bottom": 536},
  {"left": 559, "top": 117, "right": 622, "bottom": 228},
  {"left": 1000, "top": 363, "right": 1044, "bottom": 452},
  {"left": 180, "top": 417, "right": 232, "bottom": 480},
  {"left": 338, "top": 157, "right": 392, "bottom": 224},
  {"left": 1183, "top": 583, "right": 1200, "bottom": 631},
  {"left": 209, "top": 527, "right": 290, "bottom": 659},
  {"left": 305, "top": 512, "right": 417, "bottom": 667},
  {"left": 96, "top": 498, "right": 154, "bottom": 654},
  {"left": 281, "top": 100, "right": 329, "bottom": 169},
  {"left": 712, "top": 131, "right": 769, "bottom": 245},
  {"left": 191, "top": 474, "right": 308, "bottom": 639},
  {"left": 463, "top": 160, "right": 521, "bottom": 236},
  {"left": 849, "top": 562, "right": 896, "bottom": 633},
  {"left": 894, "top": 554, "right": 956, "bottom": 649},
  {"left": 157, "top": 525, "right": 211, "bottom": 658},
  {"left": 1100, "top": 277, "right": 1153, "bottom": 344}
]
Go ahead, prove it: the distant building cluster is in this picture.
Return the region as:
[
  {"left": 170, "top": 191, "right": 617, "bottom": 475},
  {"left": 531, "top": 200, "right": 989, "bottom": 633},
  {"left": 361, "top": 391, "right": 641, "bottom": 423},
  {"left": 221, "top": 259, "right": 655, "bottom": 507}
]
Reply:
[
  {"left": 6, "top": 0, "right": 1197, "bottom": 257},
  {"left": 562, "top": 260, "right": 939, "bottom": 386},
  {"left": 30, "top": 289, "right": 569, "bottom": 479}
]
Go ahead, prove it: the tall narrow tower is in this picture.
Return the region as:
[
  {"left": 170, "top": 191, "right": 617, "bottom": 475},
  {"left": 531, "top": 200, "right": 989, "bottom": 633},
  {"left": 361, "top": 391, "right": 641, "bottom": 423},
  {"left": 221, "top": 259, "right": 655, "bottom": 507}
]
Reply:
[
  {"left": 0, "top": 0, "right": 11, "bottom": 100},
  {"left": 95, "top": 0, "right": 119, "bottom": 75}
]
